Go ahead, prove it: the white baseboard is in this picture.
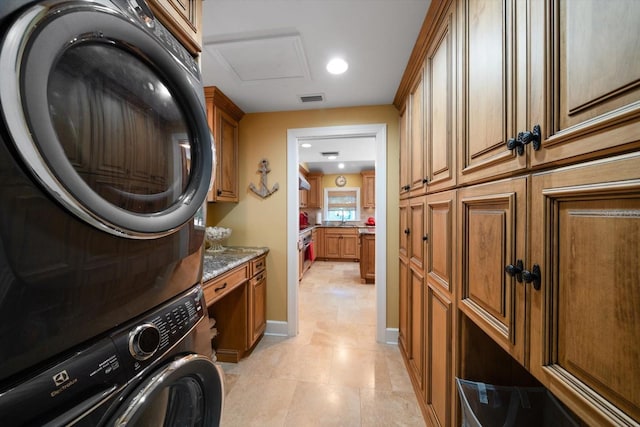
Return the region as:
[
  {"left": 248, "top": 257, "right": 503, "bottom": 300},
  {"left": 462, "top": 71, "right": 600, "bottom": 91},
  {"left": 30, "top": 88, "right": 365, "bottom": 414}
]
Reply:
[
  {"left": 265, "top": 320, "right": 289, "bottom": 337},
  {"left": 265, "top": 321, "right": 398, "bottom": 344},
  {"left": 385, "top": 328, "right": 399, "bottom": 345}
]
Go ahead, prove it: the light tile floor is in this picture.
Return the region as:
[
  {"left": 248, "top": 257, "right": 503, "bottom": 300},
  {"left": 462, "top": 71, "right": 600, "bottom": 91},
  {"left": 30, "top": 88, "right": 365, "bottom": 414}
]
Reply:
[{"left": 218, "top": 261, "right": 424, "bottom": 426}]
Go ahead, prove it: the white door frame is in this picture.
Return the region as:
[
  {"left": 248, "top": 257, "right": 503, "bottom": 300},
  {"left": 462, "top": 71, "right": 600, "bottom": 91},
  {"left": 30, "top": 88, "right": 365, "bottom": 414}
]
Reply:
[{"left": 286, "top": 124, "right": 387, "bottom": 343}]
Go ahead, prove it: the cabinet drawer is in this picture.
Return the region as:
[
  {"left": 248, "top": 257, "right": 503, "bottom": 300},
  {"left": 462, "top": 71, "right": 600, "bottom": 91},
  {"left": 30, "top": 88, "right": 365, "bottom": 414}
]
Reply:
[
  {"left": 203, "top": 264, "right": 249, "bottom": 305},
  {"left": 250, "top": 255, "right": 266, "bottom": 277}
]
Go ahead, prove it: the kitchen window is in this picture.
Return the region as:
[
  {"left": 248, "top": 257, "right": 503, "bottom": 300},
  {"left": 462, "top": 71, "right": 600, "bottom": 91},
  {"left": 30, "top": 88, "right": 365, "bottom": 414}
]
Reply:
[{"left": 324, "top": 188, "right": 360, "bottom": 222}]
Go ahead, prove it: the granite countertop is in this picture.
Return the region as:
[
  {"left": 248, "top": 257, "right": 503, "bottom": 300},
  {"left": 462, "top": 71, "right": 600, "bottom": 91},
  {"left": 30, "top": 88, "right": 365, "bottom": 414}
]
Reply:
[
  {"left": 202, "top": 246, "right": 269, "bottom": 283},
  {"left": 358, "top": 227, "right": 376, "bottom": 235}
]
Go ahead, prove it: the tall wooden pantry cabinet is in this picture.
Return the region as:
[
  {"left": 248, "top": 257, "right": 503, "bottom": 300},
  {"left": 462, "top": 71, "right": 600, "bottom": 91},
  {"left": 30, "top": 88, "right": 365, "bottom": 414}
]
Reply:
[{"left": 395, "top": 0, "right": 640, "bottom": 425}]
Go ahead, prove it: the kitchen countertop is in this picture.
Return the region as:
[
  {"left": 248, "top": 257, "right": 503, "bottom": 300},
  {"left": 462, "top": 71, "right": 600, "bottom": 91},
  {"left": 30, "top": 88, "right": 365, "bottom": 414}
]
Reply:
[
  {"left": 202, "top": 246, "right": 269, "bottom": 282},
  {"left": 299, "top": 224, "right": 376, "bottom": 236}
]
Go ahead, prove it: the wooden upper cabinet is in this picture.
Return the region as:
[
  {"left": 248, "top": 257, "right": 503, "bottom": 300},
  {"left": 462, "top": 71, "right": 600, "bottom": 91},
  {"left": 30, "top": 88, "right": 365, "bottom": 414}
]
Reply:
[
  {"left": 409, "top": 196, "right": 427, "bottom": 274},
  {"left": 205, "top": 87, "right": 244, "bottom": 203},
  {"left": 147, "top": 0, "right": 202, "bottom": 55},
  {"left": 528, "top": 0, "right": 640, "bottom": 168},
  {"left": 458, "top": 0, "right": 526, "bottom": 184},
  {"left": 529, "top": 152, "right": 640, "bottom": 426},
  {"left": 410, "top": 71, "right": 428, "bottom": 196},
  {"left": 361, "top": 170, "right": 375, "bottom": 209},
  {"left": 425, "top": 2, "right": 457, "bottom": 193},
  {"left": 458, "top": 176, "right": 527, "bottom": 365},
  {"left": 306, "top": 173, "right": 323, "bottom": 209},
  {"left": 399, "top": 100, "right": 411, "bottom": 198}
]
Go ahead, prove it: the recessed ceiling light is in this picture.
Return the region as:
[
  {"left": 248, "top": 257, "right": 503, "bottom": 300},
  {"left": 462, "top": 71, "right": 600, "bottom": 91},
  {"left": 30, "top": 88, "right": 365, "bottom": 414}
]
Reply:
[
  {"left": 328, "top": 155, "right": 337, "bottom": 160},
  {"left": 301, "top": 143, "right": 312, "bottom": 148},
  {"left": 338, "top": 163, "right": 345, "bottom": 169},
  {"left": 326, "top": 58, "right": 348, "bottom": 75}
]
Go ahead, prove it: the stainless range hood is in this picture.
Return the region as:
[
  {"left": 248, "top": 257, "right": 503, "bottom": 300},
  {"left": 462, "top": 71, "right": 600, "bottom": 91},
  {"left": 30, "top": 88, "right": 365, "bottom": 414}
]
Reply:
[{"left": 299, "top": 174, "right": 311, "bottom": 190}]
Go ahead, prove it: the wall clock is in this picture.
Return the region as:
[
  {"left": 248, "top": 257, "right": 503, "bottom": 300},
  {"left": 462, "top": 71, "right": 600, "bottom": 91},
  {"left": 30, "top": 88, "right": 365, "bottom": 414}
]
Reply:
[{"left": 335, "top": 175, "right": 347, "bottom": 187}]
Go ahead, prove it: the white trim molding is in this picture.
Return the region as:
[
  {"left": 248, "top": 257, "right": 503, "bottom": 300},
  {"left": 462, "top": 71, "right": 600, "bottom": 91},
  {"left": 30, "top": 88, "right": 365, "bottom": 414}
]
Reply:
[{"left": 287, "top": 124, "right": 388, "bottom": 343}]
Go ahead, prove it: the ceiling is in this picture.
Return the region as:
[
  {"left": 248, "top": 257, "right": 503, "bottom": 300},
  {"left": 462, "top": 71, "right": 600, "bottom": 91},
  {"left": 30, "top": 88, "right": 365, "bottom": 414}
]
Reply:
[{"left": 199, "top": 0, "right": 430, "bottom": 173}]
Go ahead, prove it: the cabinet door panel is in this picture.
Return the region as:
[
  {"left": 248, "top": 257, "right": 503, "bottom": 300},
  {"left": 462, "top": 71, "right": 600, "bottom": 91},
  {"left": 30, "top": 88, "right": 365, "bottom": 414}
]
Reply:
[
  {"left": 460, "top": 0, "right": 525, "bottom": 183},
  {"left": 409, "top": 266, "right": 425, "bottom": 393},
  {"left": 426, "top": 5, "right": 456, "bottom": 192},
  {"left": 427, "top": 190, "right": 455, "bottom": 294},
  {"left": 409, "top": 196, "right": 427, "bottom": 272},
  {"left": 399, "top": 257, "right": 410, "bottom": 355},
  {"left": 341, "top": 235, "right": 358, "bottom": 259},
  {"left": 530, "top": 153, "right": 640, "bottom": 425},
  {"left": 426, "top": 285, "right": 452, "bottom": 427},
  {"left": 531, "top": 0, "right": 640, "bottom": 167},
  {"left": 410, "top": 72, "right": 427, "bottom": 196},
  {"left": 399, "top": 199, "right": 410, "bottom": 258},
  {"left": 459, "top": 177, "right": 527, "bottom": 364},
  {"left": 217, "top": 109, "right": 239, "bottom": 201},
  {"left": 400, "top": 102, "right": 411, "bottom": 198}
]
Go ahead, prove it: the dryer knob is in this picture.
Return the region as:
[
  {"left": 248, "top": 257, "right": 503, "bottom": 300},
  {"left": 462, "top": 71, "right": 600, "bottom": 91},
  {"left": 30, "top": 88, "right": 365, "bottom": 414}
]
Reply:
[{"left": 129, "top": 323, "right": 161, "bottom": 361}]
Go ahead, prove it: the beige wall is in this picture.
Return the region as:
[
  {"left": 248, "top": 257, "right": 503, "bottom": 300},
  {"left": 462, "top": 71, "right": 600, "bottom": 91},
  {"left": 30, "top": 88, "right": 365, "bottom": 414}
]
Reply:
[{"left": 207, "top": 105, "right": 400, "bottom": 328}]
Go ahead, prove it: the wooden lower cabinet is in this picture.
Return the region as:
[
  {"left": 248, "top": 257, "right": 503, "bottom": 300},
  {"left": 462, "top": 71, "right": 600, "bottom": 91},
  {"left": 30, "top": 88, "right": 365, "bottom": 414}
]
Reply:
[
  {"left": 529, "top": 153, "right": 640, "bottom": 426},
  {"left": 320, "top": 228, "right": 359, "bottom": 260},
  {"left": 458, "top": 177, "right": 527, "bottom": 365},
  {"left": 204, "top": 254, "right": 267, "bottom": 362},
  {"left": 359, "top": 233, "right": 375, "bottom": 283}
]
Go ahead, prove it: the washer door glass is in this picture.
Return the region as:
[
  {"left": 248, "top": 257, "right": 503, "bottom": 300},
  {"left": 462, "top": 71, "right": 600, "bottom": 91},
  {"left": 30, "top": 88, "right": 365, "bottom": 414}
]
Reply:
[
  {"left": 0, "top": 2, "right": 213, "bottom": 238},
  {"left": 112, "top": 355, "right": 223, "bottom": 427}
]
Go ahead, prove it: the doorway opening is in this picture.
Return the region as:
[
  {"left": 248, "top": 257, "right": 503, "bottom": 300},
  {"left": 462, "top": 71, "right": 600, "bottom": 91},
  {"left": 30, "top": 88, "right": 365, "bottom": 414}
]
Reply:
[{"left": 287, "top": 124, "right": 387, "bottom": 342}]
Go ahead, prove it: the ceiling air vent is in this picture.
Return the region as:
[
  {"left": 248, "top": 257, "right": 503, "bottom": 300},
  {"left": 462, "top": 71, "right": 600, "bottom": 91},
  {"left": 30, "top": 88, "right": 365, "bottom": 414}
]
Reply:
[
  {"left": 299, "top": 94, "right": 324, "bottom": 103},
  {"left": 321, "top": 151, "right": 339, "bottom": 157}
]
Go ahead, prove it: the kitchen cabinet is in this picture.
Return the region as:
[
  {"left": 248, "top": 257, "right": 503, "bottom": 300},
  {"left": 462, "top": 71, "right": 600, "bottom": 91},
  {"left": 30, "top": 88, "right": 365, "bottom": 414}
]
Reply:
[
  {"left": 409, "top": 70, "right": 427, "bottom": 197},
  {"left": 204, "top": 254, "right": 267, "bottom": 362},
  {"left": 458, "top": 177, "right": 527, "bottom": 365},
  {"left": 359, "top": 232, "right": 375, "bottom": 283},
  {"left": 147, "top": 0, "right": 202, "bottom": 55},
  {"left": 321, "top": 227, "right": 358, "bottom": 261},
  {"left": 528, "top": 153, "right": 640, "bottom": 426},
  {"left": 248, "top": 255, "right": 267, "bottom": 348},
  {"left": 205, "top": 86, "right": 244, "bottom": 203},
  {"left": 401, "top": 188, "right": 458, "bottom": 427},
  {"left": 398, "top": 198, "right": 410, "bottom": 355},
  {"left": 457, "top": 0, "right": 526, "bottom": 185},
  {"left": 526, "top": 0, "right": 640, "bottom": 169},
  {"left": 396, "top": 0, "right": 640, "bottom": 424},
  {"left": 299, "top": 167, "right": 309, "bottom": 208},
  {"left": 361, "top": 170, "right": 375, "bottom": 208},
  {"left": 399, "top": 101, "right": 410, "bottom": 199},
  {"left": 314, "top": 227, "right": 325, "bottom": 259},
  {"left": 306, "top": 173, "right": 323, "bottom": 209}
]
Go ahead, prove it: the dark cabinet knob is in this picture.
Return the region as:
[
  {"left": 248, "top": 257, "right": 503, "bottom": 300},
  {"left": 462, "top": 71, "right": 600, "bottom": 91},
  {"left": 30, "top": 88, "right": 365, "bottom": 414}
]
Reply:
[
  {"left": 422, "top": 177, "right": 429, "bottom": 184},
  {"left": 506, "top": 136, "right": 524, "bottom": 156},
  {"left": 422, "top": 235, "right": 428, "bottom": 242},
  {"left": 506, "top": 125, "right": 542, "bottom": 155},
  {"left": 505, "top": 259, "right": 523, "bottom": 283},
  {"left": 522, "top": 264, "right": 541, "bottom": 290},
  {"left": 404, "top": 228, "right": 410, "bottom": 235},
  {"left": 217, "top": 189, "right": 222, "bottom": 196},
  {"left": 520, "top": 124, "right": 542, "bottom": 151},
  {"left": 404, "top": 185, "right": 411, "bottom": 191}
]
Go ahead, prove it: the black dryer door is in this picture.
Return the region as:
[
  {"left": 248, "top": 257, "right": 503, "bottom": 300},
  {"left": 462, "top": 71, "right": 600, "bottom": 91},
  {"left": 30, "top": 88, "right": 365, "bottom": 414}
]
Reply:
[{"left": 0, "top": 0, "right": 213, "bottom": 239}]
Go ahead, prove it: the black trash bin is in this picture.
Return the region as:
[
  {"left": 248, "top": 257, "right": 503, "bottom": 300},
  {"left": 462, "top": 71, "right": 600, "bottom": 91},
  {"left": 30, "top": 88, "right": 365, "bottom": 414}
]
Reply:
[{"left": 456, "top": 378, "right": 580, "bottom": 427}]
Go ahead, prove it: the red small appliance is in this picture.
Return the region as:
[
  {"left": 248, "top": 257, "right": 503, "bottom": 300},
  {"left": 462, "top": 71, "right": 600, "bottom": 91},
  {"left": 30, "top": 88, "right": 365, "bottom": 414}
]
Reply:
[{"left": 299, "top": 212, "right": 310, "bottom": 229}]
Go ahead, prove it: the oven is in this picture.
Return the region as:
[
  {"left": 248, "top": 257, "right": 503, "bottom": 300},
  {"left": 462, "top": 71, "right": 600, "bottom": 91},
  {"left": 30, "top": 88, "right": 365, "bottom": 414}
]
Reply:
[
  {"left": 0, "top": 0, "right": 221, "bottom": 424},
  {"left": 300, "top": 231, "right": 313, "bottom": 270}
]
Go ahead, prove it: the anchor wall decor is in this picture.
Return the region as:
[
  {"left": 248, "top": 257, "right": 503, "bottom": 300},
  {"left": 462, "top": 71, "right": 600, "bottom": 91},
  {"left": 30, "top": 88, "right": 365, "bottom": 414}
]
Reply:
[{"left": 249, "top": 159, "right": 279, "bottom": 199}]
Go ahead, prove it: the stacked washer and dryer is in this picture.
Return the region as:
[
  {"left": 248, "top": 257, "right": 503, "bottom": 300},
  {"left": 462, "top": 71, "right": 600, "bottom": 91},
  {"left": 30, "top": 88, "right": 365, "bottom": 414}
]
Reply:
[{"left": 0, "top": 0, "right": 223, "bottom": 425}]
